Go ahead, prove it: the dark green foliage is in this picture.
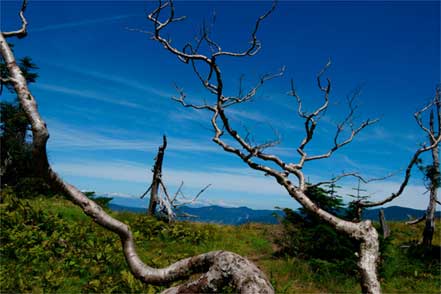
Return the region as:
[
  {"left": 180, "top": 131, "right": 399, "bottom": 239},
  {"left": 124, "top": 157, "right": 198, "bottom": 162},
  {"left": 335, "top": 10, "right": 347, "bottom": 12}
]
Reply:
[
  {"left": 1, "top": 100, "right": 31, "bottom": 185},
  {"left": 346, "top": 201, "right": 362, "bottom": 222},
  {"left": 0, "top": 99, "right": 52, "bottom": 197},
  {"left": 274, "top": 185, "right": 359, "bottom": 275},
  {"left": 1, "top": 43, "right": 39, "bottom": 94},
  {"left": 345, "top": 179, "right": 369, "bottom": 221},
  {"left": 417, "top": 158, "right": 440, "bottom": 189},
  {"left": 0, "top": 54, "right": 52, "bottom": 197},
  {"left": 18, "top": 57, "right": 39, "bottom": 84},
  {"left": 301, "top": 184, "right": 346, "bottom": 217}
]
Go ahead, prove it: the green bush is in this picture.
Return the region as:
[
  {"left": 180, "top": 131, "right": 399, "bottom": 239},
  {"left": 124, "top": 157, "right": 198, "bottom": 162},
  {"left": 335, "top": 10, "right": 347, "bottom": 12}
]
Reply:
[
  {"left": 274, "top": 185, "right": 359, "bottom": 275},
  {"left": 0, "top": 189, "right": 214, "bottom": 293},
  {"left": 0, "top": 189, "right": 161, "bottom": 293}
]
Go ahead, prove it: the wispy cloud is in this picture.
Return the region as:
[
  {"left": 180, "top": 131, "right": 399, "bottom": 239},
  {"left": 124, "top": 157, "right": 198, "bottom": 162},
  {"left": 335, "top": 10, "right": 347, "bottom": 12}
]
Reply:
[
  {"left": 35, "top": 83, "right": 149, "bottom": 110},
  {"left": 357, "top": 126, "right": 420, "bottom": 152},
  {"left": 227, "top": 108, "right": 302, "bottom": 131},
  {"left": 47, "top": 120, "right": 221, "bottom": 153},
  {"left": 46, "top": 63, "right": 175, "bottom": 99},
  {"left": 53, "top": 159, "right": 286, "bottom": 196},
  {"left": 30, "top": 14, "right": 135, "bottom": 33},
  {"left": 170, "top": 104, "right": 301, "bottom": 130},
  {"left": 227, "top": 109, "right": 270, "bottom": 123},
  {"left": 53, "top": 158, "right": 434, "bottom": 210}
]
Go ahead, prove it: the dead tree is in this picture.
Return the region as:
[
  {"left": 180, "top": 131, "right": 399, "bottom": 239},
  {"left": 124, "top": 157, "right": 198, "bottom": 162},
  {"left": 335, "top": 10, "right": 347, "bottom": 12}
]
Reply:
[
  {"left": 422, "top": 105, "right": 439, "bottom": 249},
  {"left": 410, "top": 87, "right": 440, "bottom": 250},
  {"left": 146, "top": 1, "right": 441, "bottom": 293},
  {"left": 405, "top": 91, "right": 441, "bottom": 243},
  {"left": 140, "top": 135, "right": 210, "bottom": 222},
  {"left": 141, "top": 135, "right": 167, "bottom": 216},
  {"left": 378, "top": 209, "right": 390, "bottom": 239},
  {"left": 0, "top": 1, "right": 274, "bottom": 293},
  {"left": 162, "top": 181, "right": 211, "bottom": 221}
]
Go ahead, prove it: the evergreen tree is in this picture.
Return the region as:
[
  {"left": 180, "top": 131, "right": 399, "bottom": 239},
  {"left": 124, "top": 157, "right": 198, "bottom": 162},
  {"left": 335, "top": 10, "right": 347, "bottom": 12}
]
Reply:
[
  {"left": 1, "top": 51, "right": 50, "bottom": 197},
  {"left": 275, "top": 184, "right": 359, "bottom": 274}
]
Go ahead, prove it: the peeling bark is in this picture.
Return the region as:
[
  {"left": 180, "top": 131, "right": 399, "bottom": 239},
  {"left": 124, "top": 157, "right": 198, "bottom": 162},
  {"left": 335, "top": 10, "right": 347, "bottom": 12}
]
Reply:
[
  {"left": 357, "top": 222, "right": 381, "bottom": 294},
  {"left": 162, "top": 251, "right": 273, "bottom": 294},
  {"left": 0, "top": 26, "right": 274, "bottom": 294}
]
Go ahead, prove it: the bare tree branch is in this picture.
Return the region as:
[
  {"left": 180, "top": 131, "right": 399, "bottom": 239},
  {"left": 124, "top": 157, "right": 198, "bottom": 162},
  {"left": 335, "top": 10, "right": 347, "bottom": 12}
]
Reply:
[
  {"left": 405, "top": 214, "right": 426, "bottom": 225},
  {"left": 414, "top": 87, "right": 441, "bottom": 142},
  {"left": 293, "top": 84, "right": 379, "bottom": 168},
  {"left": 211, "top": 0, "right": 277, "bottom": 58},
  {"left": 173, "top": 183, "right": 211, "bottom": 208},
  {"left": 224, "top": 66, "right": 285, "bottom": 108},
  {"left": 2, "top": 0, "right": 28, "bottom": 38},
  {"left": 171, "top": 84, "right": 216, "bottom": 111},
  {"left": 310, "top": 171, "right": 397, "bottom": 188}
]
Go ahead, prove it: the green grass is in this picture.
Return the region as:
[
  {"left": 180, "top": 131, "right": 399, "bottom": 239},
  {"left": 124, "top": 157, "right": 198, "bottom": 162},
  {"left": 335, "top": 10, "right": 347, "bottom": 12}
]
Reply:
[{"left": 1, "top": 191, "right": 439, "bottom": 293}]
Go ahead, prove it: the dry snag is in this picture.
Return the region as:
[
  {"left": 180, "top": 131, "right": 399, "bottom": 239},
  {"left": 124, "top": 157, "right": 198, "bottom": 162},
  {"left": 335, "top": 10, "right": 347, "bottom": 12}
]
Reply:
[
  {"left": 141, "top": 135, "right": 210, "bottom": 222},
  {"left": 141, "top": 135, "right": 168, "bottom": 216},
  {"left": 0, "top": 1, "right": 274, "bottom": 293},
  {"left": 146, "top": 1, "right": 441, "bottom": 293},
  {"left": 405, "top": 88, "right": 440, "bottom": 250}
]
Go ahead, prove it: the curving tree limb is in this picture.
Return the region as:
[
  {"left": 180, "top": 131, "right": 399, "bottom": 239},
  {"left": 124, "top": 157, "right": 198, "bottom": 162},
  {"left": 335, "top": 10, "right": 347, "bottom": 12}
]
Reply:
[
  {"left": 0, "top": 2, "right": 274, "bottom": 293},
  {"left": 405, "top": 213, "right": 426, "bottom": 225},
  {"left": 358, "top": 92, "right": 441, "bottom": 209},
  {"left": 2, "top": 0, "right": 28, "bottom": 38}
]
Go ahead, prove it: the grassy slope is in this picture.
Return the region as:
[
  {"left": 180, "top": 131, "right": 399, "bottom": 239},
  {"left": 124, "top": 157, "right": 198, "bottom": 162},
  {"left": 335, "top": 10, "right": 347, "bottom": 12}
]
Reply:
[{"left": 1, "top": 193, "right": 440, "bottom": 293}]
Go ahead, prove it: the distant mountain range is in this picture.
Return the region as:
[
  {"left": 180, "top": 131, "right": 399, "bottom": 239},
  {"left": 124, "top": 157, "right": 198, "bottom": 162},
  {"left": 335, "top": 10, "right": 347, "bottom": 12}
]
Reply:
[
  {"left": 109, "top": 203, "right": 439, "bottom": 225},
  {"left": 362, "top": 206, "right": 440, "bottom": 221},
  {"left": 109, "top": 204, "right": 283, "bottom": 225}
]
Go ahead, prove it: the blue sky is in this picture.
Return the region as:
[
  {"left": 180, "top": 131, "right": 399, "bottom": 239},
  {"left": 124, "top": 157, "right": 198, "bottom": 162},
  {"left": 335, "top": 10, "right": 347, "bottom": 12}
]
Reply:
[{"left": 1, "top": 1, "right": 440, "bottom": 210}]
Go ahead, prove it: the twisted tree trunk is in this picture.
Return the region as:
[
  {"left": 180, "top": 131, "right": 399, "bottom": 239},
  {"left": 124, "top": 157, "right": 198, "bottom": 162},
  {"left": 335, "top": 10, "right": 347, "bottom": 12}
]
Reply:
[{"left": 0, "top": 32, "right": 273, "bottom": 294}]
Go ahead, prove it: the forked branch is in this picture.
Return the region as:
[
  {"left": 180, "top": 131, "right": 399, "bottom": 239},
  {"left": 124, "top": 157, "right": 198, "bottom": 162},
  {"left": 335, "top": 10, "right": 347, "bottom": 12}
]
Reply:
[{"left": 292, "top": 82, "right": 379, "bottom": 168}]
